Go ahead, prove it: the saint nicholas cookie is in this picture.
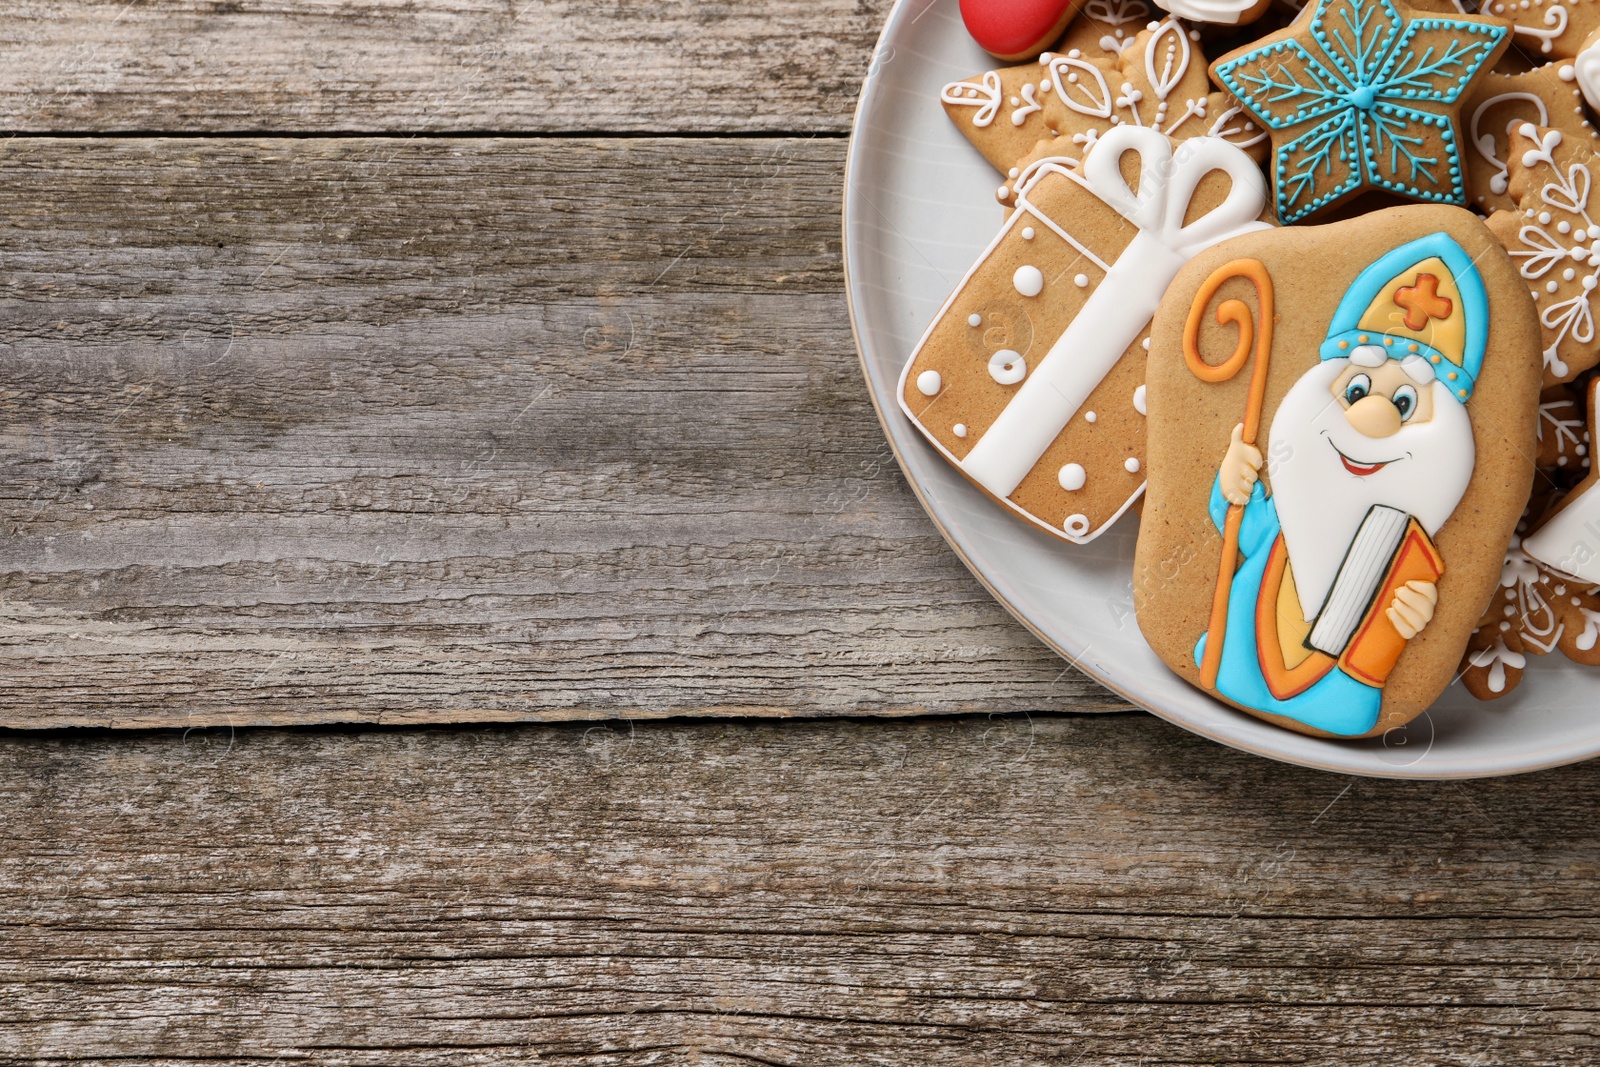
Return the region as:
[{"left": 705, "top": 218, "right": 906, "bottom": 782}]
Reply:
[
  {"left": 1212, "top": 0, "right": 1511, "bottom": 223},
  {"left": 1135, "top": 206, "right": 1542, "bottom": 737},
  {"left": 899, "top": 127, "right": 1271, "bottom": 543}
]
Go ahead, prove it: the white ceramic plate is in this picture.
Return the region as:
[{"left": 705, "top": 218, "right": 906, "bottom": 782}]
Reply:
[{"left": 843, "top": 0, "right": 1600, "bottom": 778}]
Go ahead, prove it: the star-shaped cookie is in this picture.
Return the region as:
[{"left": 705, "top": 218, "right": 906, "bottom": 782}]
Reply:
[{"left": 1211, "top": 0, "right": 1511, "bottom": 223}]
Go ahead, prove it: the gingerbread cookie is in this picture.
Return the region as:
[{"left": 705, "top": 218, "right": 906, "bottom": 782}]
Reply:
[
  {"left": 1136, "top": 206, "right": 1542, "bottom": 737},
  {"left": 942, "top": 16, "right": 1268, "bottom": 186},
  {"left": 1485, "top": 122, "right": 1600, "bottom": 383},
  {"left": 1465, "top": 63, "right": 1600, "bottom": 213},
  {"left": 1460, "top": 487, "right": 1600, "bottom": 699},
  {"left": 1211, "top": 0, "right": 1511, "bottom": 223},
  {"left": 1485, "top": 0, "right": 1600, "bottom": 63},
  {"left": 1061, "top": 0, "right": 1163, "bottom": 59},
  {"left": 1523, "top": 377, "right": 1600, "bottom": 577},
  {"left": 899, "top": 127, "right": 1271, "bottom": 543},
  {"left": 1536, "top": 378, "right": 1594, "bottom": 469}
]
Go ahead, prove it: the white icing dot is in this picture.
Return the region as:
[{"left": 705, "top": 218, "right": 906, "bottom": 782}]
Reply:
[
  {"left": 1058, "top": 463, "right": 1087, "bottom": 491},
  {"left": 1560, "top": 220, "right": 1572, "bottom": 234},
  {"left": 916, "top": 370, "right": 942, "bottom": 396},
  {"left": 1141, "top": 337, "right": 1151, "bottom": 351},
  {"left": 1550, "top": 280, "right": 1561, "bottom": 293},
  {"left": 1566, "top": 268, "right": 1578, "bottom": 281},
  {"left": 1588, "top": 276, "right": 1599, "bottom": 291},
  {"left": 1008, "top": 167, "right": 1020, "bottom": 179},
  {"left": 997, "top": 185, "right": 1010, "bottom": 199},
  {"left": 1064, "top": 513, "right": 1090, "bottom": 537},
  {"left": 1562, "top": 64, "right": 1577, "bottom": 82},
  {"left": 1084, "top": 410, "right": 1097, "bottom": 423},
  {"left": 968, "top": 313, "right": 982, "bottom": 327},
  {"left": 989, "top": 349, "right": 1027, "bottom": 385},
  {"left": 1074, "top": 273, "right": 1090, "bottom": 288},
  {"left": 1125, "top": 457, "right": 1140, "bottom": 473},
  {"left": 1500, "top": 621, "right": 1512, "bottom": 632},
  {"left": 1013, "top": 265, "right": 1045, "bottom": 297},
  {"left": 1133, "top": 384, "right": 1147, "bottom": 415},
  {"left": 1540, "top": 211, "right": 1553, "bottom": 224},
  {"left": 953, "top": 423, "right": 968, "bottom": 438},
  {"left": 1021, "top": 226, "right": 1035, "bottom": 240}
]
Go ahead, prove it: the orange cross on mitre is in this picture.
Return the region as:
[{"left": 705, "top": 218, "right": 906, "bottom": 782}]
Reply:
[{"left": 1394, "top": 274, "right": 1452, "bottom": 331}]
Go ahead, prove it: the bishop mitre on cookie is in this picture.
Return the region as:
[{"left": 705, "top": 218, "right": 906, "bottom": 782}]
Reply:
[{"left": 1137, "top": 207, "right": 1542, "bottom": 739}]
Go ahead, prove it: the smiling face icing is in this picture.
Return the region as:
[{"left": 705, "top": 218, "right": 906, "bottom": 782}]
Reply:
[{"left": 1198, "top": 232, "right": 1486, "bottom": 736}]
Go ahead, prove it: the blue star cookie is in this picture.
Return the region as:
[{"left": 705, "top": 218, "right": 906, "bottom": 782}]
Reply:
[{"left": 1212, "top": 0, "right": 1510, "bottom": 224}]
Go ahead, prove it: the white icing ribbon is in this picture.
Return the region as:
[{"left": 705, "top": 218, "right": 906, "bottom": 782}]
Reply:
[{"left": 958, "top": 128, "right": 1271, "bottom": 500}]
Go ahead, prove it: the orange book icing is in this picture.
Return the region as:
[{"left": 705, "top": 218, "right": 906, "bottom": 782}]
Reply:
[{"left": 1338, "top": 519, "right": 1445, "bottom": 688}]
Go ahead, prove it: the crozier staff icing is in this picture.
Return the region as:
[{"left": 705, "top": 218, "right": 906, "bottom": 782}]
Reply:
[{"left": 1188, "top": 235, "right": 1486, "bottom": 736}]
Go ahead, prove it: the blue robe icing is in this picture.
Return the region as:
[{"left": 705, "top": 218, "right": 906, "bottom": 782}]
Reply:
[{"left": 1193, "top": 476, "right": 1383, "bottom": 737}]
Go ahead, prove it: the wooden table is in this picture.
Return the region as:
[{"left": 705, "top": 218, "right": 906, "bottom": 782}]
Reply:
[{"left": 0, "top": 3, "right": 1595, "bottom": 1062}]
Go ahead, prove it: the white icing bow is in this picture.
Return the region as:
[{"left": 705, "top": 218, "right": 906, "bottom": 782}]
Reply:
[
  {"left": 1064, "top": 125, "right": 1271, "bottom": 266},
  {"left": 956, "top": 127, "right": 1270, "bottom": 535}
]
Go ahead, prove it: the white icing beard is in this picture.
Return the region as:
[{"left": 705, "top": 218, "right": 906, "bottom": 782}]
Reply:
[{"left": 1267, "top": 359, "right": 1476, "bottom": 621}]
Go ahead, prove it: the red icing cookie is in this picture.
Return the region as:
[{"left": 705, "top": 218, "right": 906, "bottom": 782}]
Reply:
[{"left": 958, "top": 0, "right": 1079, "bottom": 62}]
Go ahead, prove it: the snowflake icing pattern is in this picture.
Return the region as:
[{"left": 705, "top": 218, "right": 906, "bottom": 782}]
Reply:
[{"left": 1213, "top": 0, "right": 1507, "bottom": 223}]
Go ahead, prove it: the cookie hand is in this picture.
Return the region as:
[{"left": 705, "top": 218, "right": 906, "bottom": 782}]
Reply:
[
  {"left": 1220, "top": 422, "right": 1264, "bottom": 507},
  {"left": 1386, "top": 580, "right": 1439, "bottom": 640}
]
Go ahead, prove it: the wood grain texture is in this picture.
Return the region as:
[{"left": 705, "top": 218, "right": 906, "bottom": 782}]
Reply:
[
  {"left": 0, "top": 0, "right": 888, "bottom": 134},
  {"left": 2, "top": 713, "right": 1598, "bottom": 1064},
  {"left": 0, "top": 135, "right": 1116, "bottom": 728}
]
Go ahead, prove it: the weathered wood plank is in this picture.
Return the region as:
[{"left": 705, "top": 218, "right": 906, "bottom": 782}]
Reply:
[
  {"left": 0, "top": 136, "right": 1112, "bottom": 728},
  {"left": 0, "top": 1, "right": 887, "bottom": 134},
  {"left": 1, "top": 714, "right": 1597, "bottom": 1064}
]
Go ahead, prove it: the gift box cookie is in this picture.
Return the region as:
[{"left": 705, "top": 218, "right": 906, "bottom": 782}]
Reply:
[
  {"left": 1136, "top": 206, "right": 1542, "bottom": 738},
  {"left": 898, "top": 127, "right": 1271, "bottom": 543}
]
